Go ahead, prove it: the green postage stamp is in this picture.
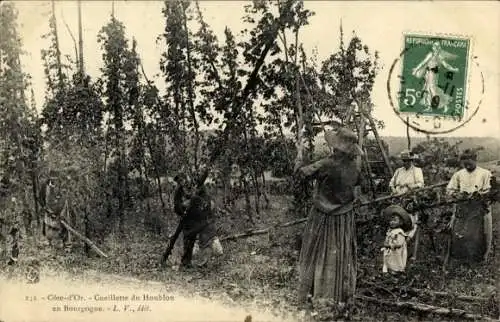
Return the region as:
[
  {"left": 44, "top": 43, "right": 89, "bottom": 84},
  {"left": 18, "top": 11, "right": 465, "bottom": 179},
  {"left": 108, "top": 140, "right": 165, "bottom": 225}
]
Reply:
[{"left": 398, "top": 33, "right": 471, "bottom": 119}]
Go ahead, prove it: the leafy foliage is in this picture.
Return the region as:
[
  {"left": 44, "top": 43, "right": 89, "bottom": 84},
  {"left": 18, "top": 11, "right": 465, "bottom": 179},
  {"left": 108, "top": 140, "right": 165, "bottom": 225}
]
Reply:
[
  {"left": 319, "top": 27, "right": 380, "bottom": 128},
  {"left": 40, "top": 3, "right": 103, "bottom": 146},
  {"left": 0, "top": 2, "right": 35, "bottom": 222},
  {"left": 412, "top": 137, "right": 481, "bottom": 184}
]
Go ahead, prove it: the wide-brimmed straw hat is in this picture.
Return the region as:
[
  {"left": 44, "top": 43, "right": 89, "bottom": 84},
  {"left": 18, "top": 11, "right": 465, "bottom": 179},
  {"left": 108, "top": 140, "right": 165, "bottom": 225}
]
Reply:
[
  {"left": 324, "top": 128, "right": 363, "bottom": 156},
  {"left": 399, "top": 150, "right": 415, "bottom": 161},
  {"left": 382, "top": 205, "right": 413, "bottom": 232}
]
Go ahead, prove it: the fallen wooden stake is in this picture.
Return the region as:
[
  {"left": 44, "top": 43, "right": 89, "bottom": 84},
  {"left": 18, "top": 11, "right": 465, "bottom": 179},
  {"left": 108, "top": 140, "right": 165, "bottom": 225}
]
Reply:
[
  {"left": 220, "top": 228, "right": 270, "bottom": 242},
  {"left": 220, "top": 213, "right": 395, "bottom": 242},
  {"left": 360, "top": 281, "right": 492, "bottom": 303},
  {"left": 220, "top": 215, "right": 383, "bottom": 241},
  {"left": 278, "top": 218, "right": 308, "bottom": 228},
  {"left": 60, "top": 220, "right": 108, "bottom": 258},
  {"left": 356, "top": 294, "right": 495, "bottom": 321}
]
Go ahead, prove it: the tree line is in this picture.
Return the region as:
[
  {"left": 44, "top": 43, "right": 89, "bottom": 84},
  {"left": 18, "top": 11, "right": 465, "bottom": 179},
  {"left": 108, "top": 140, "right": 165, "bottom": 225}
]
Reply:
[{"left": 1, "top": 0, "right": 382, "bottom": 239}]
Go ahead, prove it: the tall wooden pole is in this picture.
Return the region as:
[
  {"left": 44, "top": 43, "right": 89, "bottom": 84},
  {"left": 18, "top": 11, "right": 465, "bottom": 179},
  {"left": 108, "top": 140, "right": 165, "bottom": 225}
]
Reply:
[
  {"left": 51, "top": 0, "right": 64, "bottom": 89},
  {"left": 406, "top": 116, "right": 411, "bottom": 150},
  {"left": 293, "top": 29, "right": 304, "bottom": 172},
  {"left": 357, "top": 108, "right": 365, "bottom": 166},
  {"left": 356, "top": 104, "right": 376, "bottom": 197},
  {"left": 77, "top": 0, "right": 84, "bottom": 78}
]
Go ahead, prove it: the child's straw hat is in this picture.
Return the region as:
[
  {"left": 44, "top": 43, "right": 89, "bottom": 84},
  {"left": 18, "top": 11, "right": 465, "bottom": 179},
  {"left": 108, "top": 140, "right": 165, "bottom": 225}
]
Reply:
[{"left": 382, "top": 204, "right": 413, "bottom": 232}]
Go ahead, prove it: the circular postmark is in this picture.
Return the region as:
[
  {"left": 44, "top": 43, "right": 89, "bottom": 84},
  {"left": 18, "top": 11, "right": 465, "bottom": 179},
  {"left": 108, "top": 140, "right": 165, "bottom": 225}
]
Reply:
[
  {"left": 25, "top": 264, "right": 40, "bottom": 283},
  {"left": 24, "top": 258, "right": 41, "bottom": 284},
  {"left": 387, "top": 33, "right": 485, "bottom": 135}
]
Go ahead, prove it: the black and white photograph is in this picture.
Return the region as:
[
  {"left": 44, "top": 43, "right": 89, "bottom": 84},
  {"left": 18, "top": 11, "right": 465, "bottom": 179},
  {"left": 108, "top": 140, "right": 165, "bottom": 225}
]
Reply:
[{"left": 0, "top": 1, "right": 499, "bottom": 321}]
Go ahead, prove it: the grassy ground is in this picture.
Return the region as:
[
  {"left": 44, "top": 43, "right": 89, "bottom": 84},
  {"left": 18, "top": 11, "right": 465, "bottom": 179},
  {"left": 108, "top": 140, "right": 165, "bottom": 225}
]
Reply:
[{"left": 1, "top": 194, "right": 498, "bottom": 321}]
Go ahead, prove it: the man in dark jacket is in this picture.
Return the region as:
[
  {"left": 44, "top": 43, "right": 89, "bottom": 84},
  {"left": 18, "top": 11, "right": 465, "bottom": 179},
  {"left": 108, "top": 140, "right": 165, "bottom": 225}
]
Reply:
[{"left": 175, "top": 170, "right": 223, "bottom": 268}]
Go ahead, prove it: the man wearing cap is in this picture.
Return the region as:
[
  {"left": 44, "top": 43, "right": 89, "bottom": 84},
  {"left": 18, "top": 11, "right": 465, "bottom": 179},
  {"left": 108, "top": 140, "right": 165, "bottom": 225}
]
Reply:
[
  {"left": 295, "top": 127, "right": 363, "bottom": 310},
  {"left": 389, "top": 150, "right": 424, "bottom": 195},
  {"left": 388, "top": 150, "right": 424, "bottom": 257},
  {"left": 446, "top": 149, "right": 493, "bottom": 262}
]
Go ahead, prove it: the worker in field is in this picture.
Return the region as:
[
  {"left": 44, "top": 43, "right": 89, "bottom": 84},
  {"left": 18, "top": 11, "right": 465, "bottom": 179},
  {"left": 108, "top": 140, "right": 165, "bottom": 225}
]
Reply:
[
  {"left": 446, "top": 149, "right": 493, "bottom": 262},
  {"left": 175, "top": 169, "right": 223, "bottom": 269},
  {"left": 389, "top": 150, "right": 424, "bottom": 195},
  {"left": 388, "top": 150, "right": 424, "bottom": 258},
  {"left": 39, "top": 170, "right": 70, "bottom": 249},
  {"left": 173, "top": 173, "right": 195, "bottom": 265},
  {"left": 295, "top": 127, "right": 363, "bottom": 312},
  {"left": 7, "top": 225, "right": 20, "bottom": 265}
]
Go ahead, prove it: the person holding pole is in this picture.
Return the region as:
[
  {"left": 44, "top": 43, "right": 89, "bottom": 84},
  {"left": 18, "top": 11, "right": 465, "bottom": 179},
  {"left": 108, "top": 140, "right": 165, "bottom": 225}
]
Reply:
[
  {"left": 295, "top": 127, "right": 363, "bottom": 312},
  {"left": 175, "top": 169, "right": 223, "bottom": 269}
]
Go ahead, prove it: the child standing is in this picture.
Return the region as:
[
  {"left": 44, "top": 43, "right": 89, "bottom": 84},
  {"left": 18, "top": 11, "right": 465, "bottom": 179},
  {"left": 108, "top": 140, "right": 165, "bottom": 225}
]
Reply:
[
  {"left": 381, "top": 205, "right": 414, "bottom": 274},
  {"left": 7, "top": 226, "right": 20, "bottom": 265}
]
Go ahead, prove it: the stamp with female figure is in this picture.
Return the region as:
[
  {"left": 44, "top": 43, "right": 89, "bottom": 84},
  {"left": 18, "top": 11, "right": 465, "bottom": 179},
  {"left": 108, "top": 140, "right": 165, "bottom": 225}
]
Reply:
[{"left": 398, "top": 34, "right": 471, "bottom": 119}]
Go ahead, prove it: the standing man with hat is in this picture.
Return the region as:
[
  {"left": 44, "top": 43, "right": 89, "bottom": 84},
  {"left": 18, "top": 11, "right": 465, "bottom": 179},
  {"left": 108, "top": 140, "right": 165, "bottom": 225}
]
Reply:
[
  {"left": 389, "top": 150, "right": 424, "bottom": 196},
  {"left": 295, "top": 127, "right": 364, "bottom": 311},
  {"left": 388, "top": 150, "right": 424, "bottom": 258},
  {"left": 446, "top": 149, "right": 493, "bottom": 262}
]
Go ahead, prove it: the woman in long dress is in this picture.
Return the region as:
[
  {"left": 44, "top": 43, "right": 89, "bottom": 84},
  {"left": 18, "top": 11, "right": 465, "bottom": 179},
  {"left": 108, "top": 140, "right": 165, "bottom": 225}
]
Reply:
[
  {"left": 296, "top": 128, "right": 363, "bottom": 308},
  {"left": 412, "top": 41, "right": 459, "bottom": 112}
]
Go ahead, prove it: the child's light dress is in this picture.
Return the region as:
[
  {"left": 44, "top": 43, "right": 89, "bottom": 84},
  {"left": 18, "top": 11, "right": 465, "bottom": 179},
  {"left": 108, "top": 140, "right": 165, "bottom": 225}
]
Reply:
[{"left": 382, "top": 228, "right": 408, "bottom": 273}]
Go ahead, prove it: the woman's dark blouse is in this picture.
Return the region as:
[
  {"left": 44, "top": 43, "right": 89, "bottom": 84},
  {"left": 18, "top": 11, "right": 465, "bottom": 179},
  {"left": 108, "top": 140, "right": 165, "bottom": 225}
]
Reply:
[{"left": 302, "top": 157, "right": 361, "bottom": 213}]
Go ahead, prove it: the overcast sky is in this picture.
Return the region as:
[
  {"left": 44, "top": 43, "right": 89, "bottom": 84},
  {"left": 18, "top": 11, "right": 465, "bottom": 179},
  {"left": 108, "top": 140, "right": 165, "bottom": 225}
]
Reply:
[{"left": 12, "top": 0, "right": 500, "bottom": 138}]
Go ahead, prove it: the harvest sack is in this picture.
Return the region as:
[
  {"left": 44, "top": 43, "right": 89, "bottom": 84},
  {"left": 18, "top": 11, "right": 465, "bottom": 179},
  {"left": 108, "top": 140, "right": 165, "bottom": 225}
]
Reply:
[{"left": 450, "top": 199, "right": 488, "bottom": 262}]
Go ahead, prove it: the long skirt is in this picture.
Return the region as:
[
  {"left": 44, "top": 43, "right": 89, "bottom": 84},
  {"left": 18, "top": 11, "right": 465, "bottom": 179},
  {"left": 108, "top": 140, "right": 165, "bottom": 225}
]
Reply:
[
  {"left": 297, "top": 205, "right": 357, "bottom": 305},
  {"left": 451, "top": 200, "right": 487, "bottom": 262}
]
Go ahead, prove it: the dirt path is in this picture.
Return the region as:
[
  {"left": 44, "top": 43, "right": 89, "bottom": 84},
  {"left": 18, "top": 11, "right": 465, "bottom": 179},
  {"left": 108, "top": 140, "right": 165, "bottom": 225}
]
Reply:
[{"left": 0, "top": 269, "right": 296, "bottom": 322}]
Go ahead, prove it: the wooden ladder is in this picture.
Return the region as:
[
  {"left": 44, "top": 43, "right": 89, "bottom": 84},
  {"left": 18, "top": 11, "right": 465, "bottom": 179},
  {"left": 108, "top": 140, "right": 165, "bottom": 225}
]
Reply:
[
  {"left": 355, "top": 101, "right": 394, "bottom": 175},
  {"left": 351, "top": 101, "right": 394, "bottom": 197}
]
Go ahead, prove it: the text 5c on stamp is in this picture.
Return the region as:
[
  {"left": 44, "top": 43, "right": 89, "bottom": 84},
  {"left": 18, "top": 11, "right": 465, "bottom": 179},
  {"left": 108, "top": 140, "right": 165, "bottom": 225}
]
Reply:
[{"left": 398, "top": 34, "right": 471, "bottom": 119}]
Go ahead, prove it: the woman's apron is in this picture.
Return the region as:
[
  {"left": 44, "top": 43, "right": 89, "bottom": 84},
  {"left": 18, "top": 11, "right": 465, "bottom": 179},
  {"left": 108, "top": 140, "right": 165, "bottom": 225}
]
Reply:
[{"left": 450, "top": 199, "right": 487, "bottom": 262}]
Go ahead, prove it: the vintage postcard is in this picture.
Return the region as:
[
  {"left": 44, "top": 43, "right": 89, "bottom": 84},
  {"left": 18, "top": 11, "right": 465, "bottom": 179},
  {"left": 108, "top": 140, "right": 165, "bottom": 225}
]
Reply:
[{"left": 1, "top": 1, "right": 498, "bottom": 322}]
